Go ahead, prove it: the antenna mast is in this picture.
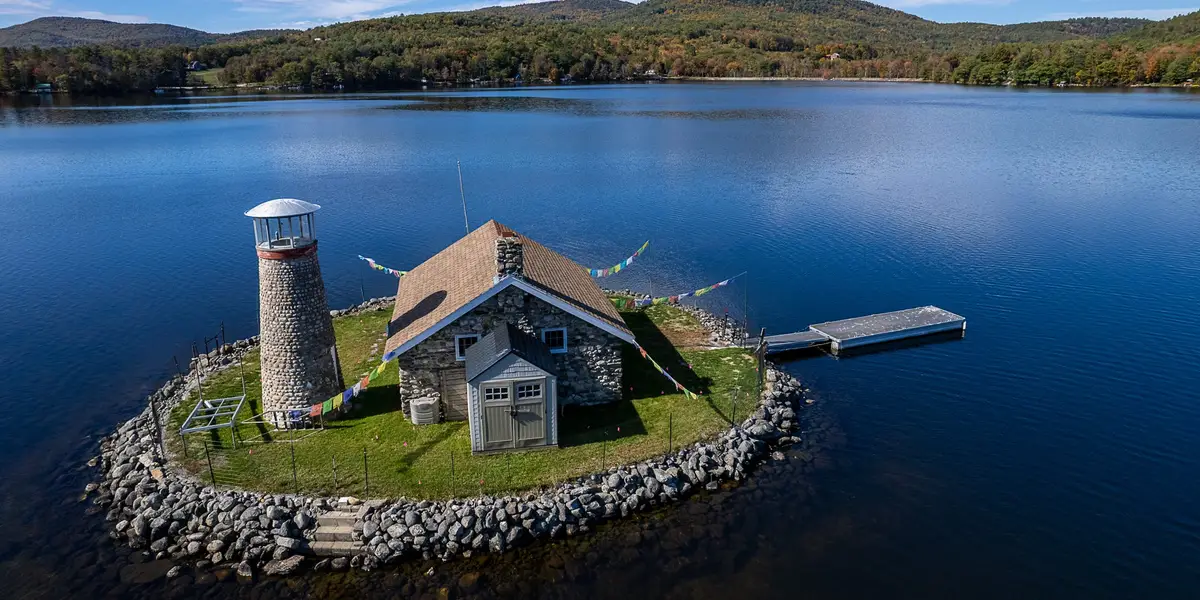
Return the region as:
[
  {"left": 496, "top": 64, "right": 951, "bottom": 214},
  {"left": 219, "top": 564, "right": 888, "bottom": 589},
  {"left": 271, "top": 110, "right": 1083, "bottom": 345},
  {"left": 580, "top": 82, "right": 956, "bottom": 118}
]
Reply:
[{"left": 457, "top": 160, "right": 470, "bottom": 235}]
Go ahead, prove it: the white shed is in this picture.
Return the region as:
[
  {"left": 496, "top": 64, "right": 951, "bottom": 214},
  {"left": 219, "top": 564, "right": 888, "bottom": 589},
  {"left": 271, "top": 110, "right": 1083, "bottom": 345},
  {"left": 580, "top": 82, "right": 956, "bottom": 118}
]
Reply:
[{"left": 464, "top": 323, "right": 559, "bottom": 453}]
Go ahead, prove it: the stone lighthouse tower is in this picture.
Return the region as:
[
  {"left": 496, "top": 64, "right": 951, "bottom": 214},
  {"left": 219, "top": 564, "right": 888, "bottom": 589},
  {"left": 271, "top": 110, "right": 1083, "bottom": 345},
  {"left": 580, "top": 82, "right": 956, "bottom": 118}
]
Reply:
[{"left": 245, "top": 198, "right": 341, "bottom": 426}]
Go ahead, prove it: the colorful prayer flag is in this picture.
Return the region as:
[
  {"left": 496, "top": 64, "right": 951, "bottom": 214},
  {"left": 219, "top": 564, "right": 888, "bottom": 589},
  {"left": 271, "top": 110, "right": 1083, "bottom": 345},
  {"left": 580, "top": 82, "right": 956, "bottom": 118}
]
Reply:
[
  {"left": 586, "top": 241, "right": 650, "bottom": 277},
  {"left": 310, "top": 404, "right": 322, "bottom": 417},
  {"left": 358, "top": 255, "right": 408, "bottom": 278},
  {"left": 322, "top": 399, "right": 334, "bottom": 414}
]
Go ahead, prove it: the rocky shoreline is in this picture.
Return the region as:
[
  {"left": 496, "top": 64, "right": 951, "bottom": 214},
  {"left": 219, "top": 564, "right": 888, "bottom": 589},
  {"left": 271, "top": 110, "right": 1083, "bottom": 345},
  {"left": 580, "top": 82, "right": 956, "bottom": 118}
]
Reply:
[{"left": 85, "top": 297, "right": 807, "bottom": 579}]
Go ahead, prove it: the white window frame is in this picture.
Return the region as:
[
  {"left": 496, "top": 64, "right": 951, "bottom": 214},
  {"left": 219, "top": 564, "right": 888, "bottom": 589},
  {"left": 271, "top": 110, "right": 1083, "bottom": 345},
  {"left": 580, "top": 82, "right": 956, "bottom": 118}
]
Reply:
[
  {"left": 455, "top": 334, "right": 481, "bottom": 361},
  {"left": 516, "top": 382, "right": 543, "bottom": 400},
  {"left": 541, "top": 328, "right": 568, "bottom": 354}
]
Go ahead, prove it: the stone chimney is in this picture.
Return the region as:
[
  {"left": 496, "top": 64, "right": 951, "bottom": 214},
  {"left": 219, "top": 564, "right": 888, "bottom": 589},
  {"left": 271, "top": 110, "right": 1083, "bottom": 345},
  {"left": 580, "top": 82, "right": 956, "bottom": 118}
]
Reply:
[{"left": 496, "top": 235, "right": 523, "bottom": 278}]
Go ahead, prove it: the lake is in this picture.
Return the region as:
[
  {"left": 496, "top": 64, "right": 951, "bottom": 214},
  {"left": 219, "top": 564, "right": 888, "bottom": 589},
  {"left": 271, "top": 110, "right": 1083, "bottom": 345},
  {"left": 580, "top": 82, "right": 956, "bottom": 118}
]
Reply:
[{"left": 2, "top": 82, "right": 1199, "bottom": 598}]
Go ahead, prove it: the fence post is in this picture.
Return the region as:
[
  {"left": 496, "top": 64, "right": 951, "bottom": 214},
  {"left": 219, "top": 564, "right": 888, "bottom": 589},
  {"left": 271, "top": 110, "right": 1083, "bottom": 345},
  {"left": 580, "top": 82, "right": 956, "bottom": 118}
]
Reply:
[
  {"left": 290, "top": 442, "right": 298, "bottom": 492},
  {"left": 332, "top": 456, "right": 338, "bottom": 495},
  {"left": 180, "top": 431, "right": 188, "bottom": 458},
  {"left": 450, "top": 451, "right": 456, "bottom": 497},
  {"left": 203, "top": 441, "right": 215, "bottom": 486},
  {"left": 149, "top": 396, "right": 163, "bottom": 458},
  {"left": 363, "top": 447, "right": 369, "bottom": 498}
]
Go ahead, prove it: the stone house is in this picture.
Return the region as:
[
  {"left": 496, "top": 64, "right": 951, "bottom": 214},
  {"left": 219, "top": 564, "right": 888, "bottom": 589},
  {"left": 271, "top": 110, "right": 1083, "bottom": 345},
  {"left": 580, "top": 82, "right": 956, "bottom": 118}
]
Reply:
[{"left": 383, "top": 220, "right": 634, "bottom": 452}]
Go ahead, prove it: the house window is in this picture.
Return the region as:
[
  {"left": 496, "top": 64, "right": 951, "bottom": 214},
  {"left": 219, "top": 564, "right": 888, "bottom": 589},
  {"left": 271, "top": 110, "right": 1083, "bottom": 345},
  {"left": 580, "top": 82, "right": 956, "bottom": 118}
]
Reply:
[
  {"left": 483, "top": 386, "right": 509, "bottom": 402},
  {"left": 541, "top": 328, "right": 567, "bottom": 354},
  {"left": 516, "top": 382, "right": 542, "bottom": 399},
  {"left": 455, "top": 334, "right": 480, "bottom": 361}
]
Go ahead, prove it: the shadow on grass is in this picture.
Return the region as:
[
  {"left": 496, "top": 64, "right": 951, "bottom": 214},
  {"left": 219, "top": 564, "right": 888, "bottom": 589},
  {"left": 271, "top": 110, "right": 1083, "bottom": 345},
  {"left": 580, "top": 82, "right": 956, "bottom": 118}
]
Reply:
[
  {"left": 559, "top": 401, "right": 648, "bottom": 448},
  {"left": 621, "top": 311, "right": 713, "bottom": 400},
  {"left": 394, "top": 423, "right": 464, "bottom": 474},
  {"left": 327, "top": 384, "right": 402, "bottom": 425}
]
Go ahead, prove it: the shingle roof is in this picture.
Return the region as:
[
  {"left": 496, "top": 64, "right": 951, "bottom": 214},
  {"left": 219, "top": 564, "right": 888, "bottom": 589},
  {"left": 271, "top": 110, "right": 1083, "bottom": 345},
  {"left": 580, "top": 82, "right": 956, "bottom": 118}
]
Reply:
[
  {"left": 385, "top": 220, "right": 630, "bottom": 355},
  {"left": 464, "top": 322, "right": 557, "bottom": 382}
]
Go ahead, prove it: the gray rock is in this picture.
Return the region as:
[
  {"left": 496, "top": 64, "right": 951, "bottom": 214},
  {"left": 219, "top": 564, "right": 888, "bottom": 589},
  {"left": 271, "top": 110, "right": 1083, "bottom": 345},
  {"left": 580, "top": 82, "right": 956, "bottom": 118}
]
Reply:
[
  {"left": 294, "top": 512, "right": 314, "bottom": 530},
  {"left": 186, "top": 541, "right": 202, "bottom": 556},
  {"left": 131, "top": 515, "right": 149, "bottom": 539},
  {"left": 236, "top": 561, "right": 253, "bottom": 578},
  {"left": 206, "top": 540, "right": 225, "bottom": 554},
  {"left": 275, "top": 536, "right": 304, "bottom": 551},
  {"left": 263, "top": 555, "right": 303, "bottom": 576},
  {"left": 363, "top": 520, "right": 378, "bottom": 538},
  {"left": 386, "top": 524, "right": 407, "bottom": 538}
]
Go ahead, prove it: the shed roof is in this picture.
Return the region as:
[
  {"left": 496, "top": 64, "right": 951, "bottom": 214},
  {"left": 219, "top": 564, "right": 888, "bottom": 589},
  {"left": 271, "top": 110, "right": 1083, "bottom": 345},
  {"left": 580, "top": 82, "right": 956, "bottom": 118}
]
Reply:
[
  {"left": 465, "top": 322, "right": 557, "bottom": 382},
  {"left": 384, "top": 220, "right": 632, "bottom": 356},
  {"left": 245, "top": 198, "right": 321, "bottom": 218}
]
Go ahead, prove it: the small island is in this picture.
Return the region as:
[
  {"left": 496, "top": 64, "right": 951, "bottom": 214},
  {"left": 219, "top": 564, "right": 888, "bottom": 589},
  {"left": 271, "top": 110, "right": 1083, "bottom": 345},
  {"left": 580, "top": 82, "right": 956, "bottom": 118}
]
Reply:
[{"left": 89, "top": 200, "right": 807, "bottom": 577}]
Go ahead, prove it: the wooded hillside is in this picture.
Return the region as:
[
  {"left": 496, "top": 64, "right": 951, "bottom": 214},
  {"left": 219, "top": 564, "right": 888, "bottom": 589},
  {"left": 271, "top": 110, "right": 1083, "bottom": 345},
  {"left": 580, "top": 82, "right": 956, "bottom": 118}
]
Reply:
[{"left": 0, "top": 1, "right": 1196, "bottom": 93}]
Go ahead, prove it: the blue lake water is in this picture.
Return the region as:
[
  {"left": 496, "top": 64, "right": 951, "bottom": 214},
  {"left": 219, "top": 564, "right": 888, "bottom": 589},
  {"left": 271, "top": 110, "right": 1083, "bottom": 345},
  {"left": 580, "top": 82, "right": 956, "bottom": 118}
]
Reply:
[{"left": 2, "top": 82, "right": 1200, "bottom": 598}]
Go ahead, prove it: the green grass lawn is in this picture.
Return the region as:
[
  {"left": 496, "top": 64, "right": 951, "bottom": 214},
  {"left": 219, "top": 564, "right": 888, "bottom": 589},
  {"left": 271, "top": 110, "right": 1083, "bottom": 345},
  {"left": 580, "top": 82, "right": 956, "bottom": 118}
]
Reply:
[
  {"left": 166, "top": 303, "right": 756, "bottom": 500},
  {"left": 195, "top": 67, "right": 225, "bottom": 86}
]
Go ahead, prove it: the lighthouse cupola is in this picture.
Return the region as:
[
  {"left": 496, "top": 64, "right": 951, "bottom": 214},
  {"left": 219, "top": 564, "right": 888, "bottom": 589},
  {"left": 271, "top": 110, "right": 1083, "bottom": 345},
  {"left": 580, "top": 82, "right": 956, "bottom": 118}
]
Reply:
[{"left": 246, "top": 197, "right": 320, "bottom": 253}]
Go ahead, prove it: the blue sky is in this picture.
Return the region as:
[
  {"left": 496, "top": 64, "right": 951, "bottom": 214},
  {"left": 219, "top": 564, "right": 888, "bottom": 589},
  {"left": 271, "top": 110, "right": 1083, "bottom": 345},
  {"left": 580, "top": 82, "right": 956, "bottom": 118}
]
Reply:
[{"left": 0, "top": 0, "right": 1195, "bottom": 32}]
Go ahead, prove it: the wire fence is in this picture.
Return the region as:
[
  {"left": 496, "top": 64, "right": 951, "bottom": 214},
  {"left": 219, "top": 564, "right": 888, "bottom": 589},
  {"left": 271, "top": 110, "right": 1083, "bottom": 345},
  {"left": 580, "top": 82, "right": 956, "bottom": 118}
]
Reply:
[{"left": 176, "top": 391, "right": 764, "bottom": 500}]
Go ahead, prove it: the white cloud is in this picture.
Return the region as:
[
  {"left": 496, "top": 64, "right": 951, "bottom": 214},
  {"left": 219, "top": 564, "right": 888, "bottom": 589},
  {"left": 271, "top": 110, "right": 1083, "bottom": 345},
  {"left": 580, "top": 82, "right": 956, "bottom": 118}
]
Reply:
[
  {"left": 1045, "top": 8, "right": 1198, "bottom": 20},
  {"left": 232, "top": 0, "right": 407, "bottom": 20},
  {"left": 61, "top": 9, "right": 149, "bottom": 22},
  {"left": 877, "top": 0, "right": 1013, "bottom": 7},
  {"left": 0, "top": 0, "right": 148, "bottom": 22}
]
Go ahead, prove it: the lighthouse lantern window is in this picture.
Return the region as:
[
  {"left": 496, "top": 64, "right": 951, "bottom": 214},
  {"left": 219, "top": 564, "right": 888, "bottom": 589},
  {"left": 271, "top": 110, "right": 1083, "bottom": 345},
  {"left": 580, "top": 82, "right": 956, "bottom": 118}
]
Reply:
[{"left": 247, "top": 199, "right": 321, "bottom": 251}]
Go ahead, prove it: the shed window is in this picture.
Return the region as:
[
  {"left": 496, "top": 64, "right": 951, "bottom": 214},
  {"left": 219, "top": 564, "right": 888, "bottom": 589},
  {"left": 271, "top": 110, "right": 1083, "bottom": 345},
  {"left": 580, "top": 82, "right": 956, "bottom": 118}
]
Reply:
[
  {"left": 483, "top": 386, "right": 509, "bottom": 402},
  {"left": 516, "top": 383, "right": 542, "bottom": 399},
  {"left": 455, "top": 334, "right": 480, "bottom": 361},
  {"left": 541, "top": 328, "right": 567, "bottom": 354}
]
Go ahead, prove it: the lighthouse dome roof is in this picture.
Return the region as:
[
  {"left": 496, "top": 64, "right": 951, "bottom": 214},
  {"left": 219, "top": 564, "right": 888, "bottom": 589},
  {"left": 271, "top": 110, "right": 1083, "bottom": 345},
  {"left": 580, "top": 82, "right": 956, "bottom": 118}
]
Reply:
[{"left": 245, "top": 198, "right": 321, "bottom": 218}]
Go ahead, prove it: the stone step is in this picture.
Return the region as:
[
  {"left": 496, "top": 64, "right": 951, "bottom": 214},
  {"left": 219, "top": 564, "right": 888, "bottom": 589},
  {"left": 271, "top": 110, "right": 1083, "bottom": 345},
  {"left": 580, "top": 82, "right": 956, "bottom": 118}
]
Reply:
[
  {"left": 309, "top": 540, "right": 362, "bottom": 557},
  {"left": 317, "top": 511, "right": 358, "bottom": 528},
  {"left": 312, "top": 525, "right": 356, "bottom": 542}
]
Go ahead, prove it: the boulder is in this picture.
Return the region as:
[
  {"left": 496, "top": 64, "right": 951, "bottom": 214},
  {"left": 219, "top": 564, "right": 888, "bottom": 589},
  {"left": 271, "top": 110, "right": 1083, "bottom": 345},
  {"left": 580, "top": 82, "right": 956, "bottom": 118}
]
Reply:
[{"left": 263, "top": 555, "right": 304, "bottom": 576}]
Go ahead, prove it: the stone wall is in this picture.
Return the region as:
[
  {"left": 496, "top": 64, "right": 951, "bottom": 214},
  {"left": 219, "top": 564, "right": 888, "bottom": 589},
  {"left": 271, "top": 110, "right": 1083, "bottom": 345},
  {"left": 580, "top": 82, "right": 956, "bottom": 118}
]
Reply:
[
  {"left": 396, "top": 287, "right": 623, "bottom": 419},
  {"left": 258, "top": 249, "right": 341, "bottom": 424}
]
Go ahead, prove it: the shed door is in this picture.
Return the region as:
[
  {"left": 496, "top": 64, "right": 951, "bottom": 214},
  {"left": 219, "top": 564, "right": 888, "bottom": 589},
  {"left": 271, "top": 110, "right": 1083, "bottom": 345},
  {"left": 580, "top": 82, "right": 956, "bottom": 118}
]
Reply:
[
  {"left": 439, "top": 368, "right": 468, "bottom": 422},
  {"left": 513, "top": 380, "right": 547, "bottom": 447},
  {"left": 481, "top": 384, "right": 514, "bottom": 451}
]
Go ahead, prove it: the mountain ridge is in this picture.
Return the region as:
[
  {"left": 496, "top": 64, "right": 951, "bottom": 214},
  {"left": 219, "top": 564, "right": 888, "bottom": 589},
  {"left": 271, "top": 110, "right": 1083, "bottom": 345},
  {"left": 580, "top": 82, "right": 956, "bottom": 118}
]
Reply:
[{"left": 0, "top": 16, "right": 293, "bottom": 48}]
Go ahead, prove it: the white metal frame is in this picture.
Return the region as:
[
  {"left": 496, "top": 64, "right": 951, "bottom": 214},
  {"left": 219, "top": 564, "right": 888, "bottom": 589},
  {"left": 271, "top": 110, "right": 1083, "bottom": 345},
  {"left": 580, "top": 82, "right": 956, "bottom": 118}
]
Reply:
[{"left": 179, "top": 360, "right": 247, "bottom": 435}]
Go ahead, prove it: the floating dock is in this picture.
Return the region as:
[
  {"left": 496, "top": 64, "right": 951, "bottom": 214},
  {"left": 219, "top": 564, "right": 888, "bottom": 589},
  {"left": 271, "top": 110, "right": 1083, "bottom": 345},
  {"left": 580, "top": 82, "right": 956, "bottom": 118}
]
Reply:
[{"left": 754, "top": 306, "right": 965, "bottom": 355}]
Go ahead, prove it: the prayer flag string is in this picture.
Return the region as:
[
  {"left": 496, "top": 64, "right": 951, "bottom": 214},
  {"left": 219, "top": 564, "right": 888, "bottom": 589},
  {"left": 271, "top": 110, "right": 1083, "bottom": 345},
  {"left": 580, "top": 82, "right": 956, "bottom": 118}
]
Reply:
[
  {"left": 631, "top": 341, "right": 700, "bottom": 401},
  {"left": 611, "top": 272, "right": 746, "bottom": 310},
  {"left": 586, "top": 241, "right": 650, "bottom": 277},
  {"left": 358, "top": 255, "right": 408, "bottom": 278}
]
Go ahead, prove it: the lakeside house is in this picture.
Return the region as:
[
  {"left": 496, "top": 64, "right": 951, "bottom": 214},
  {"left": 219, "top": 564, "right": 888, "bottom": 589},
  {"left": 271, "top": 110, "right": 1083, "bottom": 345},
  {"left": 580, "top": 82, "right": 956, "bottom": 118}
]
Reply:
[{"left": 384, "top": 220, "right": 634, "bottom": 453}]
